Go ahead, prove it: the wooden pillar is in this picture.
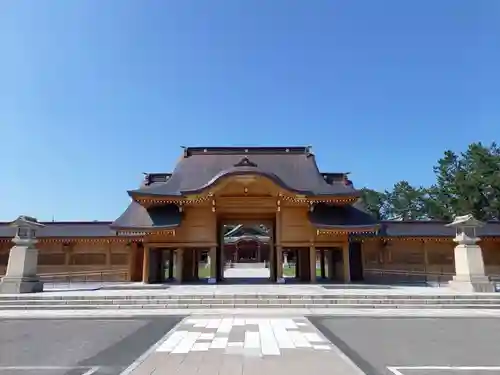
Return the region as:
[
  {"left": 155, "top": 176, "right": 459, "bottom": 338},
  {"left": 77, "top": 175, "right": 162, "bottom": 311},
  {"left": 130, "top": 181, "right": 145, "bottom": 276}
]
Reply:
[
  {"left": 326, "top": 250, "right": 334, "bottom": 280},
  {"left": 175, "top": 248, "right": 183, "bottom": 282},
  {"left": 276, "top": 246, "right": 283, "bottom": 280},
  {"left": 168, "top": 250, "right": 174, "bottom": 279},
  {"left": 209, "top": 247, "right": 217, "bottom": 280},
  {"left": 142, "top": 245, "right": 150, "bottom": 284},
  {"left": 191, "top": 249, "right": 198, "bottom": 280},
  {"left": 309, "top": 246, "right": 316, "bottom": 283},
  {"left": 423, "top": 240, "right": 428, "bottom": 273},
  {"left": 195, "top": 250, "right": 200, "bottom": 280},
  {"left": 320, "top": 249, "right": 326, "bottom": 279},
  {"left": 269, "top": 241, "right": 276, "bottom": 281},
  {"left": 106, "top": 242, "right": 112, "bottom": 267},
  {"left": 127, "top": 242, "right": 137, "bottom": 282},
  {"left": 219, "top": 243, "right": 225, "bottom": 282},
  {"left": 342, "top": 242, "right": 351, "bottom": 283},
  {"left": 295, "top": 250, "right": 301, "bottom": 279},
  {"left": 423, "top": 240, "right": 429, "bottom": 284},
  {"left": 63, "top": 243, "right": 72, "bottom": 268},
  {"left": 275, "top": 201, "right": 282, "bottom": 283}
]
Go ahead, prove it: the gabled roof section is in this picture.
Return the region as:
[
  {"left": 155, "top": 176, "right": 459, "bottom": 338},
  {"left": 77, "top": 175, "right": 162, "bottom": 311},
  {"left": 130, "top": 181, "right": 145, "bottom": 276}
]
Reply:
[
  {"left": 129, "top": 146, "right": 360, "bottom": 198},
  {"left": 223, "top": 224, "right": 271, "bottom": 244},
  {"left": 309, "top": 200, "right": 378, "bottom": 231},
  {"left": 224, "top": 224, "right": 269, "bottom": 237},
  {"left": 110, "top": 201, "right": 182, "bottom": 231}
]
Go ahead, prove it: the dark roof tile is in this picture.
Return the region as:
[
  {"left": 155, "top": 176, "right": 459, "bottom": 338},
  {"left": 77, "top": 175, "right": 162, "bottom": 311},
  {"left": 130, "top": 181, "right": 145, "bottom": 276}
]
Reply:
[
  {"left": 130, "top": 147, "right": 359, "bottom": 197},
  {"left": 1, "top": 219, "right": 500, "bottom": 239},
  {"left": 309, "top": 201, "right": 378, "bottom": 230},
  {"left": 110, "top": 202, "right": 182, "bottom": 230},
  {"left": 0, "top": 221, "right": 115, "bottom": 238},
  {"left": 380, "top": 221, "right": 500, "bottom": 237}
]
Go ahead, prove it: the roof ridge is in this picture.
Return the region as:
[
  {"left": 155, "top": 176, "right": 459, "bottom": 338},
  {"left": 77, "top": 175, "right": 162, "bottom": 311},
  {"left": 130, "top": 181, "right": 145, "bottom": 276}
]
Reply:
[{"left": 185, "top": 146, "right": 309, "bottom": 157}]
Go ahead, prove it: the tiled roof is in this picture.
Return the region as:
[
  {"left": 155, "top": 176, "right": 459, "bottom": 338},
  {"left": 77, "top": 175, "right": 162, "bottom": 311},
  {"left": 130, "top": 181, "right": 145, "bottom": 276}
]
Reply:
[
  {"left": 380, "top": 220, "right": 500, "bottom": 237},
  {"left": 0, "top": 221, "right": 115, "bottom": 238},
  {"left": 111, "top": 202, "right": 182, "bottom": 230},
  {"left": 129, "top": 147, "right": 359, "bottom": 197},
  {"left": 1, "top": 219, "right": 500, "bottom": 239},
  {"left": 309, "top": 201, "right": 378, "bottom": 230}
]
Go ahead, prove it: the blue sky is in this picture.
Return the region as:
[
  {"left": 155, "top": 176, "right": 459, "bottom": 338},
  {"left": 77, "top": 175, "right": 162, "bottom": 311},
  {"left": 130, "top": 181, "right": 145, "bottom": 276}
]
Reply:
[{"left": 0, "top": 0, "right": 498, "bottom": 221}]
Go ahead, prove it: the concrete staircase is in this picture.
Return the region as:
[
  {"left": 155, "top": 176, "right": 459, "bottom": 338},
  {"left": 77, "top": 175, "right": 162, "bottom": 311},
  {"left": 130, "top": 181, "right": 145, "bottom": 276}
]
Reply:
[{"left": 2, "top": 293, "right": 500, "bottom": 310}]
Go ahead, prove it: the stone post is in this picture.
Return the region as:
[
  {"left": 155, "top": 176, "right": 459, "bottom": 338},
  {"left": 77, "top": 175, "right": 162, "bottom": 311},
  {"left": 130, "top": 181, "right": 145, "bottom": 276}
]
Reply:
[
  {"left": 283, "top": 252, "right": 289, "bottom": 268},
  {"left": 0, "top": 216, "right": 45, "bottom": 294},
  {"left": 446, "top": 214, "right": 495, "bottom": 293}
]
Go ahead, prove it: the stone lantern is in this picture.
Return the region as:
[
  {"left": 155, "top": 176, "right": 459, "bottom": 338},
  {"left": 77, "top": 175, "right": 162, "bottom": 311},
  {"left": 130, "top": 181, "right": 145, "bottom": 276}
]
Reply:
[
  {"left": 446, "top": 214, "right": 495, "bottom": 293},
  {"left": 0, "top": 216, "right": 45, "bottom": 294}
]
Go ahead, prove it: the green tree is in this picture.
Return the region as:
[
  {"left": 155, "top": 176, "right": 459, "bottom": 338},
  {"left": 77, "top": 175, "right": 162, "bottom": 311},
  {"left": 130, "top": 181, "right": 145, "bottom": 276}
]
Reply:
[
  {"left": 426, "top": 142, "right": 500, "bottom": 221},
  {"left": 360, "top": 188, "right": 389, "bottom": 220},
  {"left": 385, "top": 181, "right": 427, "bottom": 220}
]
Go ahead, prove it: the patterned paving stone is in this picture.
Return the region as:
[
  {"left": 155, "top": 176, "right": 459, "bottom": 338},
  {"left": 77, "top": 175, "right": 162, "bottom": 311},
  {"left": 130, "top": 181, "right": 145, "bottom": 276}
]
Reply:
[
  {"left": 155, "top": 317, "right": 333, "bottom": 356},
  {"left": 126, "top": 315, "right": 366, "bottom": 375}
]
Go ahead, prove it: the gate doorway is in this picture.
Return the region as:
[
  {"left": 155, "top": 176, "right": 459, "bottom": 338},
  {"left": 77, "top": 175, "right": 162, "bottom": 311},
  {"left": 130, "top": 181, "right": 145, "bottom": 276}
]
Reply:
[
  {"left": 216, "top": 219, "right": 276, "bottom": 283},
  {"left": 144, "top": 248, "right": 175, "bottom": 283}
]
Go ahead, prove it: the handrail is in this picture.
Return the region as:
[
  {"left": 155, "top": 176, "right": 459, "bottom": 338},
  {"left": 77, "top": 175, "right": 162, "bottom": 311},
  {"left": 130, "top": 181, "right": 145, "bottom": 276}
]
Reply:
[
  {"left": 364, "top": 268, "right": 454, "bottom": 277},
  {"left": 0, "top": 269, "right": 128, "bottom": 277},
  {"left": 38, "top": 269, "right": 128, "bottom": 277},
  {"left": 364, "top": 268, "right": 500, "bottom": 286},
  {"left": 38, "top": 269, "right": 130, "bottom": 286}
]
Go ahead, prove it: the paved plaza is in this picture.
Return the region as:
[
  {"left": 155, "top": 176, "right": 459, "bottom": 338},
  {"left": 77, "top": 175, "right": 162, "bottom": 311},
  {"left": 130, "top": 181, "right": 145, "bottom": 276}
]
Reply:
[
  {"left": 311, "top": 317, "right": 500, "bottom": 375},
  {"left": 2, "top": 283, "right": 500, "bottom": 375},
  {"left": 0, "top": 317, "right": 182, "bottom": 375},
  {"left": 2, "top": 314, "right": 500, "bottom": 375},
  {"left": 123, "top": 315, "right": 364, "bottom": 375}
]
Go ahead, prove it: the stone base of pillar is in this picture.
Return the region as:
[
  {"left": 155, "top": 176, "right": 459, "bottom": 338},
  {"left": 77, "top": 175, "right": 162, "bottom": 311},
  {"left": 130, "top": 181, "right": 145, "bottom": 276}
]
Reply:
[
  {"left": 0, "top": 276, "right": 44, "bottom": 294},
  {"left": 1, "top": 244, "right": 44, "bottom": 294},
  {"left": 449, "top": 243, "right": 496, "bottom": 293},
  {"left": 449, "top": 276, "right": 496, "bottom": 293}
]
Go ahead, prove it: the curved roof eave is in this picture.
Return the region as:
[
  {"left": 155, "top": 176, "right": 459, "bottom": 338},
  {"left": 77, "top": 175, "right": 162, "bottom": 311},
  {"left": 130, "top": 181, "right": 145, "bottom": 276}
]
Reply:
[
  {"left": 128, "top": 168, "right": 359, "bottom": 198},
  {"left": 127, "top": 189, "right": 182, "bottom": 199},
  {"left": 183, "top": 167, "right": 313, "bottom": 195},
  {"left": 313, "top": 190, "right": 362, "bottom": 198},
  {"left": 110, "top": 223, "right": 181, "bottom": 231}
]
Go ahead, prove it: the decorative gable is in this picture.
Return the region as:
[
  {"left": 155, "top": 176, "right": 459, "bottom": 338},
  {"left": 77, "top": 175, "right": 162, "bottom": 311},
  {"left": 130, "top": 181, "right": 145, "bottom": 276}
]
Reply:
[{"left": 234, "top": 157, "right": 258, "bottom": 168}]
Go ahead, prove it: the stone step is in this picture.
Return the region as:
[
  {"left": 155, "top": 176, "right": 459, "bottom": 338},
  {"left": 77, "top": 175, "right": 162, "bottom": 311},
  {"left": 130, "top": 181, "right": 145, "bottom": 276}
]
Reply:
[
  {"left": 1, "top": 298, "right": 500, "bottom": 306},
  {"left": 2, "top": 294, "right": 500, "bottom": 301},
  {"left": 2, "top": 303, "right": 500, "bottom": 310}
]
